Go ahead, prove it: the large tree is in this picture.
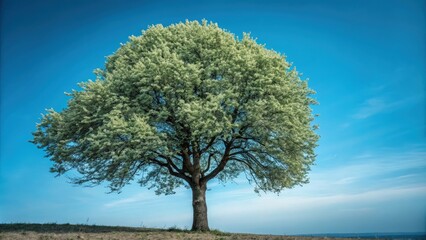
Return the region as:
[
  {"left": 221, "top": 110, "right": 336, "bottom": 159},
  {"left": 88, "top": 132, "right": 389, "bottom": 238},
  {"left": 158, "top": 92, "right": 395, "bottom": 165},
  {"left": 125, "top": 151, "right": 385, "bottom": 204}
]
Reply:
[{"left": 32, "top": 20, "right": 318, "bottom": 231}]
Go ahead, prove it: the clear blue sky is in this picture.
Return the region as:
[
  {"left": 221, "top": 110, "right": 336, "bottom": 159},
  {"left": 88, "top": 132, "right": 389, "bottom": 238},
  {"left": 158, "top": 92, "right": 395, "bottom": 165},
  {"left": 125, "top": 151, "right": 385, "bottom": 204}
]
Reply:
[{"left": 1, "top": 0, "right": 425, "bottom": 235}]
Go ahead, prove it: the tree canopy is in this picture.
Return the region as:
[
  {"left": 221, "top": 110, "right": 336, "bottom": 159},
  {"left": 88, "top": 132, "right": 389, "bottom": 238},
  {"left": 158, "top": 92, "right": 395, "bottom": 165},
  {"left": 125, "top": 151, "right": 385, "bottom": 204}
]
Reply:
[{"left": 32, "top": 20, "right": 318, "bottom": 231}]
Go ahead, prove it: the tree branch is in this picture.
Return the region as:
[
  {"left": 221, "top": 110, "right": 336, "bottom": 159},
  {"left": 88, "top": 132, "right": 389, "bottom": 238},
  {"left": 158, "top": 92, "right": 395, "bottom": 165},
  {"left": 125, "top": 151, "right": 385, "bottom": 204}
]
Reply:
[
  {"left": 229, "top": 149, "right": 272, "bottom": 170},
  {"left": 156, "top": 153, "right": 185, "bottom": 175},
  {"left": 201, "top": 152, "right": 214, "bottom": 176},
  {"left": 200, "top": 136, "right": 216, "bottom": 154},
  {"left": 228, "top": 156, "right": 262, "bottom": 188},
  {"left": 150, "top": 158, "right": 192, "bottom": 184},
  {"left": 201, "top": 140, "right": 233, "bottom": 183},
  {"left": 180, "top": 146, "right": 194, "bottom": 174}
]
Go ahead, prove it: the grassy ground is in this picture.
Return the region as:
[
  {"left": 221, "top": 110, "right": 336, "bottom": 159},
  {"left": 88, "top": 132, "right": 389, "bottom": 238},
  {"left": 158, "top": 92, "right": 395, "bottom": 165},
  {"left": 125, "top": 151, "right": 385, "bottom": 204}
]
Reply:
[{"left": 0, "top": 223, "right": 372, "bottom": 240}]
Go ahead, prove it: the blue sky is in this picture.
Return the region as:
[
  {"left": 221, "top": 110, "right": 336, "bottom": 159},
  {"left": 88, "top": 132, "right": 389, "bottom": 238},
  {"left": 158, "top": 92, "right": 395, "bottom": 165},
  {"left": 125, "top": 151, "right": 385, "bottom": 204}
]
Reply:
[{"left": 1, "top": 0, "right": 425, "bottom": 235}]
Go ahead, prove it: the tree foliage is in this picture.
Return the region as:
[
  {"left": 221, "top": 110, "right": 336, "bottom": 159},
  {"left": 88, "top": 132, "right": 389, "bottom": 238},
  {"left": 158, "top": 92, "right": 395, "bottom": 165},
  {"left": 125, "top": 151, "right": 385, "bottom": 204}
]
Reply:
[{"left": 32, "top": 20, "right": 318, "bottom": 196}]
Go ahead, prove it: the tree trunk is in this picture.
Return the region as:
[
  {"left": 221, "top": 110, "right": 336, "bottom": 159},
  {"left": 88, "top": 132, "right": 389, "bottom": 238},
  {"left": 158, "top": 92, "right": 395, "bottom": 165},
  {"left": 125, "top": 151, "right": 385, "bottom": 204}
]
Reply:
[{"left": 191, "top": 184, "right": 209, "bottom": 231}]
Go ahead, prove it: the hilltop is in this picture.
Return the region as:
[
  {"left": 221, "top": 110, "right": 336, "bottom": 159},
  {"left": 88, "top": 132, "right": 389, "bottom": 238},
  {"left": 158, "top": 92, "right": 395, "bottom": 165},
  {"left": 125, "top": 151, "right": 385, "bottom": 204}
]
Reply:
[{"left": 0, "top": 223, "right": 372, "bottom": 240}]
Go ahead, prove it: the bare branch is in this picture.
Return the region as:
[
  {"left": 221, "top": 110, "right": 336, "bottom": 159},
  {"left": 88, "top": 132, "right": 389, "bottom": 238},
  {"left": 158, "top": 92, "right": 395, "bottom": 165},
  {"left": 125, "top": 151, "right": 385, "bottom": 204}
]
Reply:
[
  {"left": 229, "top": 157, "right": 262, "bottom": 188},
  {"left": 156, "top": 153, "right": 184, "bottom": 175},
  {"left": 201, "top": 152, "right": 214, "bottom": 176},
  {"left": 150, "top": 158, "right": 192, "bottom": 184},
  {"left": 229, "top": 150, "right": 269, "bottom": 169},
  {"left": 200, "top": 136, "right": 217, "bottom": 153},
  {"left": 201, "top": 140, "right": 233, "bottom": 183}
]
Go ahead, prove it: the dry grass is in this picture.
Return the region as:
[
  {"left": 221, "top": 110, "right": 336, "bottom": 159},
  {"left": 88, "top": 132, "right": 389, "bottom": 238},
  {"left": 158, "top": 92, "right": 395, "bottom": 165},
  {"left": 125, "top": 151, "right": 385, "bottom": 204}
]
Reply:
[{"left": 0, "top": 223, "right": 370, "bottom": 240}]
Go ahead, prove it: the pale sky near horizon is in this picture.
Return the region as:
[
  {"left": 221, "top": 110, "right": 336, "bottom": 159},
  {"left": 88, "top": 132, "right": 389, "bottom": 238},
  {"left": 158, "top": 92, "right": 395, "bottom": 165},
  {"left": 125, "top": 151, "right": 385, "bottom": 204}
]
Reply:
[{"left": 1, "top": 0, "right": 425, "bottom": 235}]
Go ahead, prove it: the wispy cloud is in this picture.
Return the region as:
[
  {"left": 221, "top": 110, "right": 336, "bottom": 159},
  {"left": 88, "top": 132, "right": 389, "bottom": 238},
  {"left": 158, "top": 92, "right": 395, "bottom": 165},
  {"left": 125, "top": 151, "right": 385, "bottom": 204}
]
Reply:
[
  {"left": 309, "top": 145, "right": 426, "bottom": 192},
  {"left": 353, "top": 97, "right": 406, "bottom": 119},
  {"left": 208, "top": 184, "right": 426, "bottom": 234},
  {"left": 339, "top": 150, "right": 425, "bottom": 178},
  {"left": 210, "top": 185, "right": 426, "bottom": 215},
  {"left": 103, "top": 190, "right": 188, "bottom": 208},
  {"left": 353, "top": 98, "right": 387, "bottom": 119},
  {"left": 104, "top": 193, "right": 151, "bottom": 208},
  {"left": 353, "top": 95, "right": 421, "bottom": 119}
]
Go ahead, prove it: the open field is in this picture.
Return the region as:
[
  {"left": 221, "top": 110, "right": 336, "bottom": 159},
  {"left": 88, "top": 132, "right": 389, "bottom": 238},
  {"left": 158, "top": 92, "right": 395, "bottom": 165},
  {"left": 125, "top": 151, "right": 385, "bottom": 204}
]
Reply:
[{"left": 0, "top": 223, "right": 379, "bottom": 240}]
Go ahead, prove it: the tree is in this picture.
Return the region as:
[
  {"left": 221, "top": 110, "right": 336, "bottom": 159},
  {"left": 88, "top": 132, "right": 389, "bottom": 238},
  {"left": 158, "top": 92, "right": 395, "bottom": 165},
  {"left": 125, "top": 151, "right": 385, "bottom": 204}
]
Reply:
[{"left": 32, "top": 20, "right": 318, "bottom": 231}]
